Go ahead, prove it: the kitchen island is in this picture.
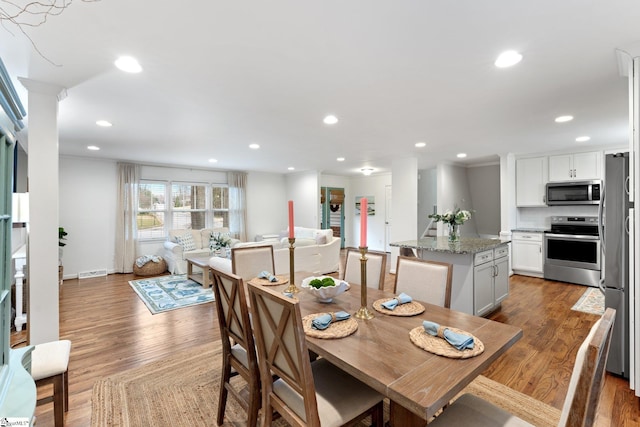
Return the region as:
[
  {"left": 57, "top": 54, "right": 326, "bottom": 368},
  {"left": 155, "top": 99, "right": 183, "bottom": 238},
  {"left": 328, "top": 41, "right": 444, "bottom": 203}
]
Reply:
[{"left": 390, "top": 237, "right": 510, "bottom": 316}]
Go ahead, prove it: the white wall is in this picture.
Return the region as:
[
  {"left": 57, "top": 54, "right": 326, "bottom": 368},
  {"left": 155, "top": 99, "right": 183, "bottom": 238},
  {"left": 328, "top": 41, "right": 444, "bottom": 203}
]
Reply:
[
  {"left": 418, "top": 168, "right": 437, "bottom": 237},
  {"left": 59, "top": 156, "right": 118, "bottom": 278},
  {"left": 350, "top": 173, "right": 392, "bottom": 251},
  {"left": 246, "top": 171, "right": 287, "bottom": 239},
  {"left": 437, "top": 162, "right": 478, "bottom": 237},
  {"left": 468, "top": 163, "right": 501, "bottom": 237},
  {"left": 286, "top": 171, "right": 320, "bottom": 229}
]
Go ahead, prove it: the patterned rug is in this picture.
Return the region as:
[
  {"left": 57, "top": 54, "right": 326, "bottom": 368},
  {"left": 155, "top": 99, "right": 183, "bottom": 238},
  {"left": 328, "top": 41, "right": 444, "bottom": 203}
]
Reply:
[
  {"left": 571, "top": 287, "right": 605, "bottom": 315},
  {"left": 129, "top": 275, "right": 214, "bottom": 314}
]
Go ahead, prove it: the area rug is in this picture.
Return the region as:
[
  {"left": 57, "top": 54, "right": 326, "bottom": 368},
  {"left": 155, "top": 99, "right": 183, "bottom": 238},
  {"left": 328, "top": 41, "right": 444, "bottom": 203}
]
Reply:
[
  {"left": 91, "top": 342, "right": 560, "bottom": 427},
  {"left": 128, "top": 274, "right": 214, "bottom": 314},
  {"left": 571, "top": 287, "right": 605, "bottom": 315}
]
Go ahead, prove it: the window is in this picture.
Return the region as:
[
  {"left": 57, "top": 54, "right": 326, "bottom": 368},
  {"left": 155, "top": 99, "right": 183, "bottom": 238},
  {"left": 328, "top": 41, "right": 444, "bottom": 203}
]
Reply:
[
  {"left": 137, "top": 181, "right": 229, "bottom": 240},
  {"left": 212, "top": 185, "right": 229, "bottom": 228},
  {"left": 137, "top": 182, "right": 166, "bottom": 239}
]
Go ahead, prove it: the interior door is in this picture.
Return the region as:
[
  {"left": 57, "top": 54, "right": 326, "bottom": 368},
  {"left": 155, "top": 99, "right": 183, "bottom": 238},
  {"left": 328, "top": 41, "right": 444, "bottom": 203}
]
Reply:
[{"left": 321, "top": 187, "right": 345, "bottom": 248}]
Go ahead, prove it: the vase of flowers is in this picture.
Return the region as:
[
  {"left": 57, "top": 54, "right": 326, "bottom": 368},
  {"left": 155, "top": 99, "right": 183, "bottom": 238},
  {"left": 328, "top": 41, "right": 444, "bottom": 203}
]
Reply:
[
  {"left": 428, "top": 208, "right": 472, "bottom": 242},
  {"left": 210, "top": 232, "right": 232, "bottom": 256}
]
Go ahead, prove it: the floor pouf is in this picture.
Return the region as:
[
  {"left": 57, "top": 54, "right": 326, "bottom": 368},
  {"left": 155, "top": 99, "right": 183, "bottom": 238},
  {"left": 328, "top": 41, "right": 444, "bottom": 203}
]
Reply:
[{"left": 133, "top": 257, "right": 167, "bottom": 276}]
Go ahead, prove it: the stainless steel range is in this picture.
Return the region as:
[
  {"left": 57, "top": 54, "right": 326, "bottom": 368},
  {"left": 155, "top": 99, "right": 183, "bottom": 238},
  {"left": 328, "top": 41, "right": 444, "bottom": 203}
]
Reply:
[{"left": 543, "top": 216, "right": 601, "bottom": 287}]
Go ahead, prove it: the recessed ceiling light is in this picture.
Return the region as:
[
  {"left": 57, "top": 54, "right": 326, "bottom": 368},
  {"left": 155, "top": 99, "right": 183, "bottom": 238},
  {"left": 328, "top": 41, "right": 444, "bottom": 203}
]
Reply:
[
  {"left": 576, "top": 136, "right": 591, "bottom": 142},
  {"left": 87, "top": 145, "right": 100, "bottom": 151},
  {"left": 249, "top": 143, "right": 260, "bottom": 149},
  {"left": 415, "top": 142, "right": 426, "bottom": 148},
  {"left": 115, "top": 56, "right": 142, "bottom": 73},
  {"left": 555, "top": 115, "right": 574, "bottom": 123},
  {"left": 337, "top": 157, "right": 345, "bottom": 162},
  {"left": 208, "top": 158, "right": 218, "bottom": 163},
  {"left": 288, "top": 167, "right": 295, "bottom": 171},
  {"left": 361, "top": 168, "right": 374, "bottom": 176},
  {"left": 457, "top": 153, "right": 467, "bottom": 158},
  {"left": 96, "top": 120, "right": 112, "bottom": 127},
  {"left": 495, "top": 50, "right": 523, "bottom": 68},
  {"left": 323, "top": 115, "right": 338, "bottom": 125}
]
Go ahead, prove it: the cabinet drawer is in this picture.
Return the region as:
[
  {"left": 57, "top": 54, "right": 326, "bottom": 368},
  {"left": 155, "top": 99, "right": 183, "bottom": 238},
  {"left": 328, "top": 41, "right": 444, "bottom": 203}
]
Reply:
[
  {"left": 512, "top": 232, "right": 543, "bottom": 242},
  {"left": 494, "top": 245, "right": 509, "bottom": 259},
  {"left": 474, "top": 250, "right": 493, "bottom": 266}
]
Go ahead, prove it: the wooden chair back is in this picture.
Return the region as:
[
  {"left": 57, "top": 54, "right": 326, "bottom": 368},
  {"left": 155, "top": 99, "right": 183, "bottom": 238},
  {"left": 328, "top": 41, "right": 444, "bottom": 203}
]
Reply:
[
  {"left": 210, "top": 268, "right": 260, "bottom": 426},
  {"left": 393, "top": 256, "right": 452, "bottom": 308},
  {"left": 560, "top": 307, "right": 616, "bottom": 427},
  {"left": 342, "top": 247, "right": 387, "bottom": 290},
  {"left": 231, "top": 245, "right": 276, "bottom": 282},
  {"left": 247, "top": 282, "right": 321, "bottom": 426}
]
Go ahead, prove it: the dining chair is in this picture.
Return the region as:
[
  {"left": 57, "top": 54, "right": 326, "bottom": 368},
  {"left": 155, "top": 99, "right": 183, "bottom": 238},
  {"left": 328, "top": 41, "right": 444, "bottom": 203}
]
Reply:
[
  {"left": 231, "top": 244, "right": 276, "bottom": 282},
  {"left": 342, "top": 247, "right": 387, "bottom": 290},
  {"left": 31, "top": 339, "right": 72, "bottom": 427},
  {"left": 247, "top": 282, "right": 385, "bottom": 427},
  {"left": 393, "top": 256, "right": 453, "bottom": 308},
  {"left": 429, "top": 307, "right": 616, "bottom": 427},
  {"left": 210, "top": 267, "right": 261, "bottom": 427}
]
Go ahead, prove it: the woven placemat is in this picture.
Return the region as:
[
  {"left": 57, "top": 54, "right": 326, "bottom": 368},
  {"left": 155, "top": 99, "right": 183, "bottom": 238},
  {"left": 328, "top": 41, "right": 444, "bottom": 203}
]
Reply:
[
  {"left": 248, "top": 275, "right": 289, "bottom": 286},
  {"left": 409, "top": 326, "right": 484, "bottom": 359},
  {"left": 372, "top": 299, "right": 425, "bottom": 316},
  {"left": 302, "top": 313, "right": 358, "bottom": 339}
]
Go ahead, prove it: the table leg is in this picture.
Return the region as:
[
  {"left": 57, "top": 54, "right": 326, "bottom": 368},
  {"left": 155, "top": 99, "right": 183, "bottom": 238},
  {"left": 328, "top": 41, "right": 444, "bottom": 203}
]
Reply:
[{"left": 389, "top": 401, "right": 427, "bottom": 427}]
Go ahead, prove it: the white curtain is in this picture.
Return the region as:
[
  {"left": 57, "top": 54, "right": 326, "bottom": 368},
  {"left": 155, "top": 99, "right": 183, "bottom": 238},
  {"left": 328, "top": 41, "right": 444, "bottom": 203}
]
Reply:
[
  {"left": 115, "top": 163, "right": 140, "bottom": 273},
  {"left": 228, "top": 171, "right": 247, "bottom": 242}
]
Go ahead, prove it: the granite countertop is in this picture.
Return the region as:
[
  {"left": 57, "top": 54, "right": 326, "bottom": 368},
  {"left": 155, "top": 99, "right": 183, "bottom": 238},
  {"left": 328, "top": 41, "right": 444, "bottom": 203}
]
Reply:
[
  {"left": 512, "top": 228, "right": 548, "bottom": 233},
  {"left": 390, "top": 236, "right": 510, "bottom": 255}
]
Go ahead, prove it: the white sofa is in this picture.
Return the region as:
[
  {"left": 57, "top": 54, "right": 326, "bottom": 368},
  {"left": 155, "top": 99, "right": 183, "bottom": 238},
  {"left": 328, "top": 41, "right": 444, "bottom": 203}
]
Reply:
[
  {"left": 163, "top": 227, "right": 240, "bottom": 274},
  {"left": 209, "top": 227, "right": 340, "bottom": 277}
]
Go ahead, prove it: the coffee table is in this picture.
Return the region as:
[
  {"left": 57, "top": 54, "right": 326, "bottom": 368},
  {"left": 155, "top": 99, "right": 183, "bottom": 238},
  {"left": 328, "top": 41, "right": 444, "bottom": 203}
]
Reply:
[{"left": 185, "top": 256, "right": 213, "bottom": 288}]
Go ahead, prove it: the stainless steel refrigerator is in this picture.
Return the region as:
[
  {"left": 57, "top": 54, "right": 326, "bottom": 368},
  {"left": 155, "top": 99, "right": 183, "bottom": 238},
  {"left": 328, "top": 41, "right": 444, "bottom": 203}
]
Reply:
[{"left": 600, "top": 152, "right": 632, "bottom": 377}]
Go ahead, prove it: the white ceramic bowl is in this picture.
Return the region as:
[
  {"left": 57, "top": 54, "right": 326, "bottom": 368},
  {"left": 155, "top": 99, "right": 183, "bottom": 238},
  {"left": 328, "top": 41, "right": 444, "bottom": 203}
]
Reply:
[{"left": 300, "top": 276, "right": 349, "bottom": 303}]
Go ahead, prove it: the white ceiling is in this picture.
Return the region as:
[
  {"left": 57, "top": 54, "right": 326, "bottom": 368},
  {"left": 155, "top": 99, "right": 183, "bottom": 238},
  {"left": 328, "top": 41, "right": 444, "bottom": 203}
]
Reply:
[{"left": 1, "top": 0, "right": 640, "bottom": 176}]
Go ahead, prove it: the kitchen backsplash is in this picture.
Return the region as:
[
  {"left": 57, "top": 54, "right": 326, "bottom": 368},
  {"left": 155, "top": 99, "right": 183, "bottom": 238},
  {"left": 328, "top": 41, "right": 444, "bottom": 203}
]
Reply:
[{"left": 517, "top": 205, "right": 599, "bottom": 229}]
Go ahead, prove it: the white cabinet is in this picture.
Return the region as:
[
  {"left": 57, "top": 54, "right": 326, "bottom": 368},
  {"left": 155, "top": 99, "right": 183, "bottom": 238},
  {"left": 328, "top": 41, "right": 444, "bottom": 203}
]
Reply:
[
  {"left": 473, "top": 245, "right": 510, "bottom": 317},
  {"left": 516, "top": 157, "right": 548, "bottom": 206},
  {"left": 511, "top": 232, "right": 544, "bottom": 277},
  {"left": 548, "top": 151, "right": 602, "bottom": 182}
]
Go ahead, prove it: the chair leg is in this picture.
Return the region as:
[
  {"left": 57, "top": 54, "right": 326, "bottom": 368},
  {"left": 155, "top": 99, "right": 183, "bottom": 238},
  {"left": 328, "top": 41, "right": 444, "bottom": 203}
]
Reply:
[
  {"left": 63, "top": 369, "right": 69, "bottom": 412},
  {"left": 52, "top": 373, "right": 65, "bottom": 427},
  {"left": 217, "top": 356, "right": 231, "bottom": 426},
  {"left": 247, "top": 378, "right": 261, "bottom": 427}
]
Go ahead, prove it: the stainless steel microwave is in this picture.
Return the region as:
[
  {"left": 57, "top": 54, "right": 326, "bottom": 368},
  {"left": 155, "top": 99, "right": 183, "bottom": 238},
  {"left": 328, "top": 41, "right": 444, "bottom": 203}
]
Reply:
[{"left": 545, "top": 180, "right": 602, "bottom": 205}]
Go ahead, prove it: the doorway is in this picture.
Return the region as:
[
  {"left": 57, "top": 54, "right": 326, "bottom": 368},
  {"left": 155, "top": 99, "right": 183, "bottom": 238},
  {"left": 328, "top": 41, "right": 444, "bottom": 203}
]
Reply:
[{"left": 320, "top": 187, "right": 345, "bottom": 248}]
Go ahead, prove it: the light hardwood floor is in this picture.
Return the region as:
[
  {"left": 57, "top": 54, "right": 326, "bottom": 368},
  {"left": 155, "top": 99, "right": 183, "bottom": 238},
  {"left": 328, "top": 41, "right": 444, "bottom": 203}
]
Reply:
[{"left": 11, "top": 255, "right": 640, "bottom": 426}]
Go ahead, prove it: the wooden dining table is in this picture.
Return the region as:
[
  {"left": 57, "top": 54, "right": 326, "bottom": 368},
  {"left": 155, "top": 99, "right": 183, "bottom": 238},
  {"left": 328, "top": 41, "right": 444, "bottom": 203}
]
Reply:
[{"left": 268, "top": 273, "right": 523, "bottom": 426}]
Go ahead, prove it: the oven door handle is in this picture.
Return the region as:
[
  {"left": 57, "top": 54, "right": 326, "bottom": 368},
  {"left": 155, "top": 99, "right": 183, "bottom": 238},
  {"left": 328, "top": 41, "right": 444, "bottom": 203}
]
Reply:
[{"left": 545, "top": 233, "right": 600, "bottom": 241}]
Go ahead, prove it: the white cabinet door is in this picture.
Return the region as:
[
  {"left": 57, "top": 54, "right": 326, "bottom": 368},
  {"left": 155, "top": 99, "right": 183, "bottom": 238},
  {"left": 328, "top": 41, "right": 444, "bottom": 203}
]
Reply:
[
  {"left": 549, "top": 154, "right": 573, "bottom": 181},
  {"left": 549, "top": 151, "right": 602, "bottom": 181},
  {"left": 474, "top": 262, "right": 495, "bottom": 317},
  {"left": 516, "top": 157, "right": 548, "bottom": 207},
  {"left": 573, "top": 151, "right": 601, "bottom": 180},
  {"left": 511, "top": 238, "right": 543, "bottom": 273},
  {"left": 494, "top": 256, "right": 510, "bottom": 305}
]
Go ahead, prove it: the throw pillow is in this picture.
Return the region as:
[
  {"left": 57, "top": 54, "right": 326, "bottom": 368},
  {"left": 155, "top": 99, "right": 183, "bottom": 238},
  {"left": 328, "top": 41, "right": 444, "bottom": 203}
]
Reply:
[
  {"left": 315, "top": 234, "right": 327, "bottom": 245},
  {"left": 175, "top": 232, "right": 197, "bottom": 251}
]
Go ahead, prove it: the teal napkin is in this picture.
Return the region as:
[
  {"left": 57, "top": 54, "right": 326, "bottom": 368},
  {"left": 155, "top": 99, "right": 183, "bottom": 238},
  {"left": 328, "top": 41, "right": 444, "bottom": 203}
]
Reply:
[
  {"left": 312, "top": 311, "right": 350, "bottom": 330},
  {"left": 381, "top": 292, "right": 412, "bottom": 310},
  {"left": 258, "top": 270, "right": 277, "bottom": 282},
  {"left": 423, "top": 320, "right": 474, "bottom": 351}
]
